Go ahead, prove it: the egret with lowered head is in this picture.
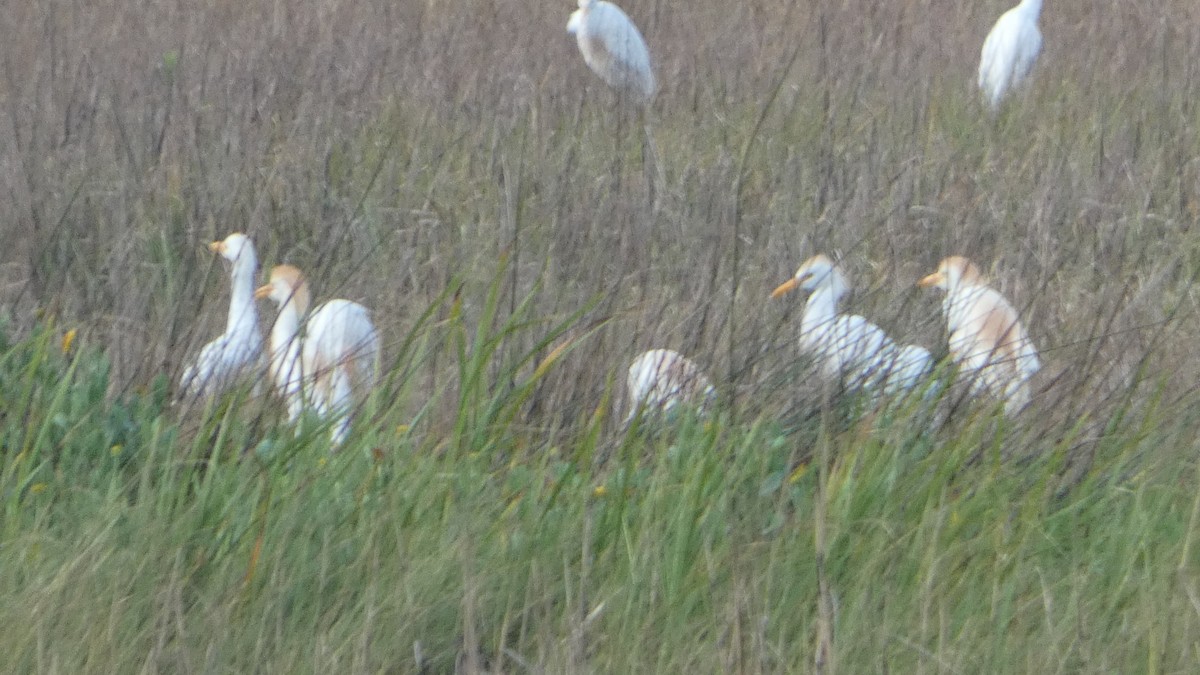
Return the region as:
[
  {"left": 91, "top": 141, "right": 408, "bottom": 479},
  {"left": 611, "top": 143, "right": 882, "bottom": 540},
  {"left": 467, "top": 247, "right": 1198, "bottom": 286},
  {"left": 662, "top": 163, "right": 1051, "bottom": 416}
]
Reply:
[{"left": 625, "top": 349, "right": 716, "bottom": 424}]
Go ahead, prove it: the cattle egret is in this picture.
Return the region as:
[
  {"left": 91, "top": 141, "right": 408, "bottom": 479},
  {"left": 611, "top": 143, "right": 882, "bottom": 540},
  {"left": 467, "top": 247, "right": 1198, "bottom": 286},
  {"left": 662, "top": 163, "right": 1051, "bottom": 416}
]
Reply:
[
  {"left": 567, "top": 0, "right": 656, "bottom": 103},
  {"left": 256, "top": 265, "right": 381, "bottom": 446},
  {"left": 978, "top": 0, "right": 1043, "bottom": 111},
  {"left": 626, "top": 349, "right": 716, "bottom": 423},
  {"left": 180, "top": 233, "right": 264, "bottom": 398},
  {"left": 918, "top": 256, "right": 1040, "bottom": 413},
  {"left": 772, "top": 255, "right": 932, "bottom": 396}
]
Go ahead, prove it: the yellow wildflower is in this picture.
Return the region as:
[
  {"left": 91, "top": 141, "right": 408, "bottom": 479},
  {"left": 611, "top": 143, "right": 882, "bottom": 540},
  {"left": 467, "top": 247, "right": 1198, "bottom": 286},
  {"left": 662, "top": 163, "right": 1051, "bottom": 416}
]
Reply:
[
  {"left": 61, "top": 329, "right": 77, "bottom": 354},
  {"left": 788, "top": 462, "right": 809, "bottom": 484}
]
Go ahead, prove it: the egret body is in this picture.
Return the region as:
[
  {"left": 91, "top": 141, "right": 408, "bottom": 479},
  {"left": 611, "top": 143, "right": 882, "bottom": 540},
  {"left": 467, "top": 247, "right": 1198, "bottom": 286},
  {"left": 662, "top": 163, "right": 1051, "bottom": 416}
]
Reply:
[
  {"left": 978, "top": 0, "right": 1043, "bottom": 111},
  {"left": 626, "top": 349, "right": 715, "bottom": 423},
  {"left": 567, "top": 0, "right": 656, "bottom": 103}
]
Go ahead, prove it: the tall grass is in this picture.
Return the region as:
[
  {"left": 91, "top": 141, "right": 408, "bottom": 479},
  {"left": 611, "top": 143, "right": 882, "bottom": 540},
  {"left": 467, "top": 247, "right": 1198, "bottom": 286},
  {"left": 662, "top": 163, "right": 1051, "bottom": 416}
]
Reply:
[{"left": 2, "top": 0, "right": 1200, "bottom": 670}]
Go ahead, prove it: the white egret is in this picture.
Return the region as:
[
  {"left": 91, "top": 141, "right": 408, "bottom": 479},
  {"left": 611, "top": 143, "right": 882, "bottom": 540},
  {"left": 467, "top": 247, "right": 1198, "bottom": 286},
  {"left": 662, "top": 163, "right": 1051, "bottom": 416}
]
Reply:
[
  {"left": 256, "top": 264, "right": 381, "bottom": 446},
  {"left": 567, "top": 0, "right": 656, "bottom": 103},
  {"left": 180, "top": 232, "right": 264, "bottom": 399},
  {"left": 978, "top": 0, "right": 1043, "bottom": 111},
  {"left": 625, "top": 349, "right": 716, "bottom": 423},
  {"left": 772, "top": 255, "right": 932, "bottom": 396},
  {"left": 918, "top": 256, "right": 1040, "bottom": 413}
]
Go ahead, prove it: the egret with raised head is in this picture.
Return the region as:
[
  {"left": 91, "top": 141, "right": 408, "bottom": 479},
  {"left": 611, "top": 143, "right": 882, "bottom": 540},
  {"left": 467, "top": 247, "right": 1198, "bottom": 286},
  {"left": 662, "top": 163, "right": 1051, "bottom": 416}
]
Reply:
[
  {"left": 978, "top": 0, "right": 1043, "bottom": 111},
  {"left": 257, "top": 265, "right": 381, "bottom": 446},
  {"left": 918, "top": 256, "right": 1040, "bottom": 413},
  {"left": 180, "top": 232, "right": 264, "bottom": 399},
  {"left": 772, "top": 255, "right": 932, "bottom": 395},
  {"left": 567, "top": 0, "right": 656, "bottom": 104}
]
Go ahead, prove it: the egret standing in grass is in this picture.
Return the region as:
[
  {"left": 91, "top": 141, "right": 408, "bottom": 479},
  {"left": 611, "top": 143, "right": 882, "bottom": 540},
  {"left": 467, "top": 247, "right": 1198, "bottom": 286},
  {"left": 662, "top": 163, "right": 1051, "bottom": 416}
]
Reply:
[
  {"left": 180, "top": 233, "right": 264, "bottom": 399},
  {"left": 625, "top": 349, "right": 716, "bottom": 424},
  {"left": 257, "top": 265, "right": 381, "bottom": 446},
  {"left": 772, "top": 255, "right": 932, "bottom": 396},
  {"left": 567, "top": 0, "right": 666, "bottom": 212},
  {"left": 918, "top": 256, "right": 1040, "bottom": 413},
  {"left": 978, "top": 0, "right": 1043, "bottom": 111},
  {"left": 567, "top": 0, "right": 656, "bottom": 104}
]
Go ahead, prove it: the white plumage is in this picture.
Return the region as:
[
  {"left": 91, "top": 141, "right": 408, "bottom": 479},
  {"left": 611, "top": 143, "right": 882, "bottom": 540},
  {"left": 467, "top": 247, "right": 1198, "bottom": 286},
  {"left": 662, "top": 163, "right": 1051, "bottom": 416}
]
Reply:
[
  {"left": 567, "top": 0, "right": 656, "bottom": 103},
  {"left": 625, "top": 349, "right": 715, "bottom": 423},
  {"left": 919, "top": 256, "right": 1040, "bottom": 413},
  {"left": 978, "top": 0, "right": 1043, "bottom": 111},
  {"left": 772, "top": 255, "right": 932, "bottom": 396},
  {"left": 256, "top": 265, "right": 381, "bottom": 446},
  {"left": 893, "top": 344, "right": 938, "bottom": 396},
  {"left": 180, "top": 232, "right": 264, "bottom": 399}
]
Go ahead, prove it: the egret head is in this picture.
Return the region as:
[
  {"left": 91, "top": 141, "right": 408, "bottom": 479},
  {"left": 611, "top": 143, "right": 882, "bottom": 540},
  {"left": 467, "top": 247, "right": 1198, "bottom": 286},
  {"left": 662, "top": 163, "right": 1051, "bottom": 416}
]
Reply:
[
  {"left": 209, "top": 232, "right": 257, "bottom": 270},
  {"left": 567, "top": 0, "right": 594, "bottom": 33},
  {"left": 771, "top": 254, "right": 846, "bottom": 299},
  {"left": 918, "top": 255, "right": 984, "bottom": 292},
  {"left": 255, "top": 264, "right": 311, "bottom": 314}
]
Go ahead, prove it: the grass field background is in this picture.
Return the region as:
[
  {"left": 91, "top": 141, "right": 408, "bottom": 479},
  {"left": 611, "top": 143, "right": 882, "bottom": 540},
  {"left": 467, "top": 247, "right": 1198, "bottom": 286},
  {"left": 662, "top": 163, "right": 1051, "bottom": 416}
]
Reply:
[{"left": 2, "top": 0, "right": 1200, "bottom": 671}]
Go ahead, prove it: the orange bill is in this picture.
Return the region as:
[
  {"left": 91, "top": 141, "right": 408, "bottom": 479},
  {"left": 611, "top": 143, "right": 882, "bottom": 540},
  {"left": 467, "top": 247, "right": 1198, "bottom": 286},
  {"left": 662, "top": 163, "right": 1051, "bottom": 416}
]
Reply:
[
  {"left": 771, "top": 277, "right": 800, "bottom": 299},
  {"left": 917, "top": 272, "right": 944, "bottom": 288}
]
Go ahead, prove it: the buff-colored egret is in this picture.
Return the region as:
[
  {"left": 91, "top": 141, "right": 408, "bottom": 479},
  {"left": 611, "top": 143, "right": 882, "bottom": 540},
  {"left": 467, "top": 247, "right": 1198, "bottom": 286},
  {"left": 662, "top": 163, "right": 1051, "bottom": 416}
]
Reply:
[
  {"left": 625, "top": 349, "right": 716, "bottom": 423},
  {"left": 567, "top": 0, "right": 656, "bottom": 104},
  {"left": 180, "top": 232, "right": 264, "bottom": 398},
  {"left": 772, "top": 255, "right": 932, "bottom": 395},
  {"left": 256, "top": 265, "right": 380, "bottom": 446},
  {"left": 978, "top": 0, "right": 1043, "bottom": 111},
  {"left": 918, "top": 256, "right": 1040, "bottom": 413}
]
